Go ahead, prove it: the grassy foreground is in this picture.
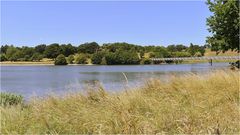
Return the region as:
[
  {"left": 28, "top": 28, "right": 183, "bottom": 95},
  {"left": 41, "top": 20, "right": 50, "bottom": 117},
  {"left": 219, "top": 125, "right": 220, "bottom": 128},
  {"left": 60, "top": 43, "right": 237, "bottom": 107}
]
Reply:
[{"left": 1, "top": 71, "right": 239, "bottom": 134}]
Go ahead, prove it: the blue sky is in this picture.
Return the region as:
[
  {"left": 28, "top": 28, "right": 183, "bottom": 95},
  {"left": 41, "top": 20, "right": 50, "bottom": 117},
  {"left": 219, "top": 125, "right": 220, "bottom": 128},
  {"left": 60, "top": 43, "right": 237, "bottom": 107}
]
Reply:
[{"left": 1, "top": 1, "right": 211, "bottom": 47}]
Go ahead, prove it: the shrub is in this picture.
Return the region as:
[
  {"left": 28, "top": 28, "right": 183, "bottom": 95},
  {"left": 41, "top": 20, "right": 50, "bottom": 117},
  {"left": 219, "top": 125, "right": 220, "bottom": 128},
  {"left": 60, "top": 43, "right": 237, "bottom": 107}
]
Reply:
[
  {"left": 140, "top": 58, "right": 152, "bottom": 64},
  {"left": 54, "top": 54, "right": 68, "bottom": 65},
  {"left": 0, "top": 54, "right": 8, "bottom": 61},
  {"left": 75, "top": 54, "right": 87, "bottom": 64},
  {"left": 67, "top": 55, "right": 75, "bottom": 64},
  {"left": 0, "top": 92, "right": 23, "bottom": 106},
  {"left": 194, "top": 52, "right": 202, "bottom": 57}
]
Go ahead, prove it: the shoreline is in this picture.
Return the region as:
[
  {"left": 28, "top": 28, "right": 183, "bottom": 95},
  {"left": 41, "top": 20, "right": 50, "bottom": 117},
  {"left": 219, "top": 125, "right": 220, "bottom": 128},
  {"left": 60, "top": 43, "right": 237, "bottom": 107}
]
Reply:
[{"left": 0, "top": 60, "right": 235, "bottom": 66}]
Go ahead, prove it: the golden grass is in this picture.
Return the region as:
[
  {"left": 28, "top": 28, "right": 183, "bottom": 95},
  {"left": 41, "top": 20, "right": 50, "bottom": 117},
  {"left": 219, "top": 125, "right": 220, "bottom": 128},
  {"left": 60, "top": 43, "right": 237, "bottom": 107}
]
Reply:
[
  {"left": 1, "top": 70, "right": 239, "bottom": 134},
  {"left": 0, "top": 60, "right": 54, "bottom": 65},
  {"left": 204, "top": 49, "right": 239, "bottom": 56}
]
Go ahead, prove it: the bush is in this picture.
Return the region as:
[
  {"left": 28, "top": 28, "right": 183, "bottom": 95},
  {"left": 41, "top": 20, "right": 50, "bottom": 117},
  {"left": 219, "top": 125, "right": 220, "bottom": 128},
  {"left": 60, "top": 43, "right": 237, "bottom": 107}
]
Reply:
[
  {"left": 140, "top": 58, "right": 152, "bottom": 64},
  {"left": 75, "top": 54, "right": 87, "bottom": 64},
  {"left": 0, "top": 54, "right": 8, "bottom": 61},
  {"left": 194, "top": 52, "right": 202, "bottom": 57},
  {"left": 91, "top": 52, "right": 105, "bottom": 64},
  {"left": 0, "top": 92, "right": 23, "bottom": 106},
  {"left": 67, "top": 55, "right": 75, "bottom": 64},
  {"left": 54, "top": 54, "right": 68, "bottom": 65}
]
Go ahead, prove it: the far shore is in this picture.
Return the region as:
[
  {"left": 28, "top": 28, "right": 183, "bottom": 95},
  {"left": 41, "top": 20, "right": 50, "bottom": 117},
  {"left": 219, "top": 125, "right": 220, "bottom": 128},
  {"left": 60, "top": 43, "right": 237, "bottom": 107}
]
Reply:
[
  {"left": 0, "top": 59, "right": 235, "bottom": 66},
  {"left": 0, "top": 61, "right": 95, "bottom": 66}
]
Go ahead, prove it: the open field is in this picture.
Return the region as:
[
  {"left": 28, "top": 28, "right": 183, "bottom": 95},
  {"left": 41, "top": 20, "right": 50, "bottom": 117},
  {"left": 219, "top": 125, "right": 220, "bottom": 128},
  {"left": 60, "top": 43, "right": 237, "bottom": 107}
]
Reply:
[
  {"left": 1, "top": 70, "right": 239, "bottom": 134},
  {"left": 204, "top": 49, "right": 239, "bottom": 56}
]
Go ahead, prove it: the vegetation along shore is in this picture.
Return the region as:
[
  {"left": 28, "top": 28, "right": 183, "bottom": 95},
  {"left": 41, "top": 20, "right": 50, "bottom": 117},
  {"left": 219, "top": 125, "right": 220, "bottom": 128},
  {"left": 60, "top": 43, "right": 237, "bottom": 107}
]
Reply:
[
  {"left": 1, "top": 70, "right": 239, "bottom": 134},
  {"left": 1, "top": 43, "right": 239, "bottom": 66}
]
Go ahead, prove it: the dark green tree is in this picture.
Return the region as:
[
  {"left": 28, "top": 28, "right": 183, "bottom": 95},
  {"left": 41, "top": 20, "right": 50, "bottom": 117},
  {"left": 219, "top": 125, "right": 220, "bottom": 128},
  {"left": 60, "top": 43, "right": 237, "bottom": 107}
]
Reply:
[
  {"left": 91, "top": 51, "right": 106, "bottom": 64},
  {"left": 44, "top": 43, "right": 61, "bottom": 59},
  {"left": 0, "top": 54, "right": 8, "bottom": 61},
  {"left": 35, "top": 44, "right": 46, "bottom": 54},
  {"left": 54, "top": 54, "right": 68, "bottom": 65},
  {"left": 1, "top": 45, "right": 9, "bottom": 54},
  {"left": 105, "top": 51, "right": 140, "bottom": 65},
  {"left": 206, "top": 0, "right": 239, "bottom": 53},
  {"left": 60, "top": 44, "right": 76, "bottom": 57},
  {"left": 78, "top": 42, "right": 99, "bottom": 54}
]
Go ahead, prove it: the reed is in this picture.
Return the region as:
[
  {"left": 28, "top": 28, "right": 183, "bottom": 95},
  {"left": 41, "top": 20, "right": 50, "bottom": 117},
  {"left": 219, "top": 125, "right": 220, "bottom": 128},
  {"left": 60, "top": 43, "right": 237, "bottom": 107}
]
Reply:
[{"left": 1, "top": 70, "right": 239, "bottom": 134}]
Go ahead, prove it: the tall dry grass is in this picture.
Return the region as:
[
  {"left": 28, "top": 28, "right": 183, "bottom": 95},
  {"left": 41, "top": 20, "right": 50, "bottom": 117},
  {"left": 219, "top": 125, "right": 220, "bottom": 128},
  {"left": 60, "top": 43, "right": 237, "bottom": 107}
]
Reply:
[{"left": 1, "top": 70, "right": 239, "bottom": 134}]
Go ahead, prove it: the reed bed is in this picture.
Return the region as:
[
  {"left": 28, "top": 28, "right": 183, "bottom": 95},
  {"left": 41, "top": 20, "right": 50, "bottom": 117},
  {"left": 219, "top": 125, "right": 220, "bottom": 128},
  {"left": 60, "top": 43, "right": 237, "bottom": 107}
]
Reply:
[{"left": 1, "top": 70, "right": 239, "bottom": 134}]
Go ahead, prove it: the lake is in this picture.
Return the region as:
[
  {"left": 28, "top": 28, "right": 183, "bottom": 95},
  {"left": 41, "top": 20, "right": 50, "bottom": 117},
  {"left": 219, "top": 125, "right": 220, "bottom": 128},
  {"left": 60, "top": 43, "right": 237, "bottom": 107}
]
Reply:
[{"left": 1, "top": 62, "right": 230, "bottom": 99}]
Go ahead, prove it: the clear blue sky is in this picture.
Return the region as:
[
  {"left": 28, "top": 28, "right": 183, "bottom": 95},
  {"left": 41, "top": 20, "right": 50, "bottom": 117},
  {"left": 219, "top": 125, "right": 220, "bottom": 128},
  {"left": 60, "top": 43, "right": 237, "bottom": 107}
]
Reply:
[{"left": 1, "top": 1, "right": 211, "bottom": 47}]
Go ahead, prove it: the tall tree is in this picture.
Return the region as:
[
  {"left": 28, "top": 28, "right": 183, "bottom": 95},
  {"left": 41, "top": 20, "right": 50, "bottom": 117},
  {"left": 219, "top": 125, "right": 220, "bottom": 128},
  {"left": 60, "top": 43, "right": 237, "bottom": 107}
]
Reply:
[
  {"left": 44, "top": 43, "right": 61, "bottom": 59},
  {"left": 206, "top": 0, "right": 239, "bottom": 53},
  {"left": 35, "top": 44, "right": 46, "bottom": 54},
  {"left": 78, "top": 42, "right": 99, "bottom": 54}
]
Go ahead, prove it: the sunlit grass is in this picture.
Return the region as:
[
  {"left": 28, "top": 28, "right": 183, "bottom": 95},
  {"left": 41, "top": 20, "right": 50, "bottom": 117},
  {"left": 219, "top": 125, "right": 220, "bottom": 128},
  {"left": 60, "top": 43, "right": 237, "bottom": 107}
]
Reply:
[{"left": 1, "top": 70, "right": 239, "bottom": 134}]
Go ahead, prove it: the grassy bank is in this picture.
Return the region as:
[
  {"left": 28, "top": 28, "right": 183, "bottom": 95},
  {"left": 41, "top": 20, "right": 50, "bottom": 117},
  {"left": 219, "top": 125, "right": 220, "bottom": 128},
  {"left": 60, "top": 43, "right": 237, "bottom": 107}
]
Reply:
[{"left": 1, "top": 70, "right": 239, "bottom": 134}]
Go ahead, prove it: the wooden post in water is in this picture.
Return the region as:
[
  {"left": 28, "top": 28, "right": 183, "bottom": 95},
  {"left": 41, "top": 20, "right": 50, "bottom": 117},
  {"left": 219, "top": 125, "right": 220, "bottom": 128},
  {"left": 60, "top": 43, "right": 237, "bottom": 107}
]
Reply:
[{"left": 209, "top": 59, "right": 213, "bottom": 66}]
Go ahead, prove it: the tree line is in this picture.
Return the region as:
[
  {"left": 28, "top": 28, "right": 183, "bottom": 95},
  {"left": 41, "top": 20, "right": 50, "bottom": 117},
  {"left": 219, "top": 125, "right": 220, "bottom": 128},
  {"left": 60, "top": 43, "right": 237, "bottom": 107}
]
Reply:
[{"left": 0, "top": 42, "right": 206, "bottom": 65}]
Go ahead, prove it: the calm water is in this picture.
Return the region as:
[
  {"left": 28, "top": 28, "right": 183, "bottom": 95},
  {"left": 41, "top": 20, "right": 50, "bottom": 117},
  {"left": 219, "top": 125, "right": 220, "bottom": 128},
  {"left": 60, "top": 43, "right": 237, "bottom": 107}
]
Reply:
[{"left": 1, "top": 63, "right": 230, "bottom": 99}]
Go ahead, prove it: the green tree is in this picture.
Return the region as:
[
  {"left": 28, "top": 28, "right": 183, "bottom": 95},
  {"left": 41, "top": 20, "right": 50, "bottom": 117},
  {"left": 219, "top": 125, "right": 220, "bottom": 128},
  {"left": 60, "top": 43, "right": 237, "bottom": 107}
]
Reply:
[
  {"left": 6, "top": 46, "right": 18, "bottom": 60},
  {"left": 67, "top": 55, "right": 75, "bottom": 64},
  {"left": 0, "top": 54, "right": 8, "bottom": 61},
  {"left": 206, "top": 0, "right": 239, "bottom": 53},
  {"left": 91, "top": 51, "right": 106, "bottom": 64},
  {"left": 54, "top": 54, "right": 68, "bottom": 65},
  {"left": 153, "top": 47, "right": 171, "bottom": 58},
  {"left": 75, "top": 54, "right": 88, "bottom": 64},
  {"left": 78, "top": 42, "right": 99, "bottom": 54},
  {"left": 1, "top": 45, "right": 9, "bottom": 54},
  {"left": 60, "top": 44, "right": 76, "bottom": 57},
  {"left": 21, "top": 46, "right": 35, "bottom": 57},
  {"left": 35, "top": 44, "right": 46, "bottom": 54},
  {"left": 140, "top": 58, "right": 152, "bottom": 65},
  {"left": 31, "top": 53, "right": 43, "bottom": 61},
  {"left": 44, "top": 43, "right": 61, "bottom": 59},
  {"left": 105, "top": 51, "right": 140, "bottom": 65},
  {"left": 188, "top": 43, "right": 205, "bottom": 56}
]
